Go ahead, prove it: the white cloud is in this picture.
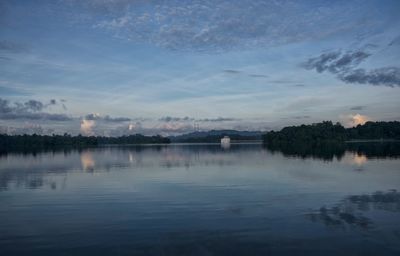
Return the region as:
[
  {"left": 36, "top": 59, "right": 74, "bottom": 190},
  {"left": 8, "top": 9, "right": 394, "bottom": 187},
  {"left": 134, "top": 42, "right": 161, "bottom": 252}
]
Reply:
[
  {"left": 80, "top": 119, "right": 96, "bottom": 135},
  {"left": 341, "top": 113, "right": 371, "bottom": 127}
]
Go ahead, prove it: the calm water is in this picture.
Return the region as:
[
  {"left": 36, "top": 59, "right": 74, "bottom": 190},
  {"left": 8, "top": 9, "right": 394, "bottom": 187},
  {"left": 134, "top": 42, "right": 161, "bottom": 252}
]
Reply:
[{"left": 0, "top": 143, "right": 399, "bottom": 255}]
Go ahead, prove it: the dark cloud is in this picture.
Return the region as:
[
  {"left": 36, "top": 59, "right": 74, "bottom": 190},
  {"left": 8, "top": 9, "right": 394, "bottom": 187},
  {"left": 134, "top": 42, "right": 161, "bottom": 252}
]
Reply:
[
  {"left": 198, "top": 117, "right": 240, "bottom": 122},
  {"left": 0, "top": 112, "right": 72, "bottom": 121},
  {"left": 339, "top": 67, "right": 400, "bottom": 87},
  {"left": 0, "top": 98, "right": 72, "bottom": 121},
  {"left": 248, "top": 74, "right": 268, "bottom": 78},
  {"left": 60, "top": 99, "right": 67, "bottom": 110},
  {"left": 18, "top": 99, "right": 58, "bottom": 112},
  {"left": 104, "top": 115, "right": 131, "bottom": 122},
  {"left": 303, "top": 51, "right": 370, "bottom": 74},
  {"left": 84, "top": 113, "right": 131, "bottom": 122},
  {"left": 84, "top": 113, "right": 100, "bottom": 120},
  {"left": 159, "top": 116, "right": 194, "bottom": 122},
  {"left": 350, "top": 106, "right": 365, "bottom": 111},
  {"left": 303, "top": 51, "right": 341, "bottom": 73},
  {"left": 331, "top": 51, "right": 370, "bottom": 72},
  {"left": 303, "top": 50, "right": 400, "bottom": 87},
  {"left": 0, "top": 98, "right": 12, "bottom": 113},
  {"left": 24, "top": 100, "right": 44, "bottom": 112},
  {"left": 223, "top": 69, "right": 241, "bottom": 74}
]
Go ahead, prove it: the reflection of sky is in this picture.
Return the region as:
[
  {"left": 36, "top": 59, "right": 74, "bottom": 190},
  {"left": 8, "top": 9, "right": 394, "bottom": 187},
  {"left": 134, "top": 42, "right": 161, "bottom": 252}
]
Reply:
[
  {"left": 306, "top": 190, "right": 400, "bottom": 231},
  {"left": 0, "top": 144, "right": 399, "bottom": 193},
  {"left": 0, "top": 144, "right": 400, "bottom": 254}
]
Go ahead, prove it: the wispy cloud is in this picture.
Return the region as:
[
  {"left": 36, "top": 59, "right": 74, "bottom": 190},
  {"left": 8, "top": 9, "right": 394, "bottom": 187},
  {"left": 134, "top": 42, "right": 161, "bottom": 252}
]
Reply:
[{"left": 62, "top": 0, "right": 385, "bottom": 52}]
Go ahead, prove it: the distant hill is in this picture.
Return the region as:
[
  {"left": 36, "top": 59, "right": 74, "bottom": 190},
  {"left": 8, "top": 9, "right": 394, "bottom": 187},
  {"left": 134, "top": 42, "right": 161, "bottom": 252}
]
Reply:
[{"left": 169, "top": 129, "right": 263, "bottom": 143}]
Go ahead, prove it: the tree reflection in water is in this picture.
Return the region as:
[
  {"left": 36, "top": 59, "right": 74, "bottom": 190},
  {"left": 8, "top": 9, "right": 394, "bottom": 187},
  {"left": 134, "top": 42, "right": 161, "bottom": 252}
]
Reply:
[{"left": 265, "top": 142, "right": 400, "bottom": 161}]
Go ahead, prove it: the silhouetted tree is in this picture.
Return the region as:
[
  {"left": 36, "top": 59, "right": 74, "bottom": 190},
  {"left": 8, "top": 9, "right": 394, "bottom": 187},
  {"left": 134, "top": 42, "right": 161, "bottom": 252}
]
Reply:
[
  {"left": 0, "top": 133, "right": 170, "bottom": 154},
  {"left": 263, "top": 121, "right": 400, "bottom": 145}
]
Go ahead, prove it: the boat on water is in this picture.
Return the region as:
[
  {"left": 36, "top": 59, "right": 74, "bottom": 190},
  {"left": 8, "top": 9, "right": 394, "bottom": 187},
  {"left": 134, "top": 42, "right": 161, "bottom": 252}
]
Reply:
[{"left": 221, "top": 136, "right": 231, "bottom": 145}]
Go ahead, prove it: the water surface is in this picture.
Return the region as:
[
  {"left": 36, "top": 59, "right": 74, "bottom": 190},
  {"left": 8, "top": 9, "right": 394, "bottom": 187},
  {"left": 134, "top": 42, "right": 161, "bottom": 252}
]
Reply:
[{"left": 1, "top": 143, "right": 399, "bottom": 255}]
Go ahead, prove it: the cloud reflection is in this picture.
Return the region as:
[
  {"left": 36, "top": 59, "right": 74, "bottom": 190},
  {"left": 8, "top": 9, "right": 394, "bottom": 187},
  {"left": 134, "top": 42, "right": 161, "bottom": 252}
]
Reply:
[
  {"left": 81, "top": 151, "right": 95, "bottom": 171},
  {"left": 1, "top": 143, "right": 400, "bottom": 191},
  {"left": 306, "top": 190, "right": 400, "bottom": 230},
  {"left": 351, "top": 154, "right": 368, "bottom": 166}
]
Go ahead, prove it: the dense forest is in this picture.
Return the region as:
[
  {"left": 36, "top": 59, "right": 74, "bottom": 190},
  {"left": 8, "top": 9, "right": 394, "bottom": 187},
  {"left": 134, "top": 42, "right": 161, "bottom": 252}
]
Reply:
[
  {"left": 263, "top": 121, "right": 400, "bottom": 160},
  {"left": 263, "top": 121, "right": 400, "bottom": 145},
  {"left": 0, "top": 133, "right": 170, "bottom": 154}
]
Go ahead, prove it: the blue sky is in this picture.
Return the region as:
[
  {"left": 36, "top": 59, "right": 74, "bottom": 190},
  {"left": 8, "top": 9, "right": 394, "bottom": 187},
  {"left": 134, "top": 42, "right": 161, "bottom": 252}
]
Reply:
[{"left": 0, "top": 0, "right": 400, "bottom": 135}]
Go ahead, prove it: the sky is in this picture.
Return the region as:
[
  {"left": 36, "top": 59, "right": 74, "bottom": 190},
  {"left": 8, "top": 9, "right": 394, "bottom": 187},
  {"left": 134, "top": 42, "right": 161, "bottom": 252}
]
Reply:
[{"left": 0, "top": 0, "right": 400, "bottom": 136}]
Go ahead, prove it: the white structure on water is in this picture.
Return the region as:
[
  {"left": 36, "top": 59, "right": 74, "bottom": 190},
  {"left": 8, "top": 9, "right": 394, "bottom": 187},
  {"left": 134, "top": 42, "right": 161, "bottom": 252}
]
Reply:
[{"left": 221, "top": 136, "right": 231, "bottom": 145}]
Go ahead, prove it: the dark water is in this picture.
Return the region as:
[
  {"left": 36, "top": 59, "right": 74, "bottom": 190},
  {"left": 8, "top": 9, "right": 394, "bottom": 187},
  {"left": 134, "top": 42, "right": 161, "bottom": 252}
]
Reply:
[{"left": 0, "top": 143, "right": 399, "bottom": 256}]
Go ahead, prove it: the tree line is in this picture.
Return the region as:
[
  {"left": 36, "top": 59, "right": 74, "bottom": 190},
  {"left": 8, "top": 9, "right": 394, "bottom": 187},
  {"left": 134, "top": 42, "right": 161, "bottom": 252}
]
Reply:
[
  {"left": 0, "top": 133, "right": 170, "bottom": 154},
  {"left": 263, "top": 121, "right": 400, "bottom": 145}
]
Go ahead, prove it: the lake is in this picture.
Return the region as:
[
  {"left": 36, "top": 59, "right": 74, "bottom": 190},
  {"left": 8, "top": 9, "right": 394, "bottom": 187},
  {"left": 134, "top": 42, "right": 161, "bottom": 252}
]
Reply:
[{"left": 0, "top": 143, "right": 399, "bottom": 255}]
